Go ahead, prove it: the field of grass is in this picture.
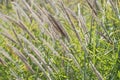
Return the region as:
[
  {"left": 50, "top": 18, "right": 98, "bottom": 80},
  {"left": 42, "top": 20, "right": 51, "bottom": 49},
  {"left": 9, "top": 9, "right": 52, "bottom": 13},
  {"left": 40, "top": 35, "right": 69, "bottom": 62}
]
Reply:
[{"left": 0, "top": 0, "right": 120, "bottom": 80}]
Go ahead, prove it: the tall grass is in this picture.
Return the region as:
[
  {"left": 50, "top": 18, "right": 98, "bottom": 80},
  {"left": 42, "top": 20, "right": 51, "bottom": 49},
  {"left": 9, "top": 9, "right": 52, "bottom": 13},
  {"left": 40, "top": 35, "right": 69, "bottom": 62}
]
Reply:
[{"left": 0, "top": 0, "right": 120, "bottom": 80}]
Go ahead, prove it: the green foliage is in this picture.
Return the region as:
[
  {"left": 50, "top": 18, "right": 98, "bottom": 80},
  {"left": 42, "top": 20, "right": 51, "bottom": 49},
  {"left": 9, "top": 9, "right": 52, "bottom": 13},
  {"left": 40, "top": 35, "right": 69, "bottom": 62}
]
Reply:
[{"left": 0, "top": 0, "right": 120, "bottom": 80}]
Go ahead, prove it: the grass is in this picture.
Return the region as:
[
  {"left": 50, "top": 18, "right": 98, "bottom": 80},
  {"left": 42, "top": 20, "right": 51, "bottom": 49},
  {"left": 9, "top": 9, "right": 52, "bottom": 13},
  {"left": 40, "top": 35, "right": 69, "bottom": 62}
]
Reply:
[{"left": 0, "top": 0, "right": 120, "bottom": 80}]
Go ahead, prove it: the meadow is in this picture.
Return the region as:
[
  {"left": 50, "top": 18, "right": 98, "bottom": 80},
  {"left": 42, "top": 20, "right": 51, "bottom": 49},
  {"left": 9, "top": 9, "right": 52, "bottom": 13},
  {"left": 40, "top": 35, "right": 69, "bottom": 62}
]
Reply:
[{"left": 0, "top": 0, "right": 120, "bottom": 80}]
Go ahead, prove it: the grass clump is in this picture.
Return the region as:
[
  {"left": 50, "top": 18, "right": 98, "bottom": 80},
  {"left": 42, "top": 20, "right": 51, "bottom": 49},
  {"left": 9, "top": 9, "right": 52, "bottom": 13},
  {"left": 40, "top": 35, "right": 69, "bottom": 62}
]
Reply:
[{"left": 0, "top": 0, "right": 120, "bottom": 80}]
